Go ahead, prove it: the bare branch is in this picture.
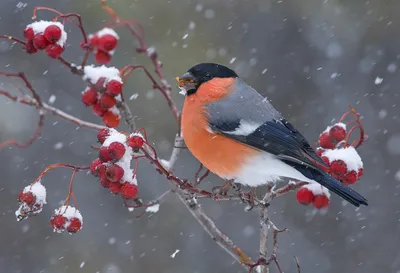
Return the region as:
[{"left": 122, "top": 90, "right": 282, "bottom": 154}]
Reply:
[{"left": 295, "top": 256, "right": 301, "bottom": 273}]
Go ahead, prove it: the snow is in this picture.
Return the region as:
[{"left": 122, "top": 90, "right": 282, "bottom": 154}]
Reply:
[
  {"left": 24, "top": 181, "right": 47, "bottom": 204},
  {"left": 374, "top": 77, "right": 383, "bottom": 85},
  {"left": 102, "top": 129, "right": 127, "bottom": 146},
  {"left": 323, "top": 146, "right": 363, "bottom": 171},
  {"left": 108, "top": 106, "right": 121, "bottom": 117},
  {"left": 303, "top": 183, "right": 330, "bottom": 197},
  {"left": 170, "top": 249, "right": 180, "bottom": 258},
  {"left": 53, "top": 142, "right": 64, "bottom": 150},
  {"left": 146, "top": 204, "right": 160, "bottom": 213},
  {"left": 56, "top": 205, "right": 83, "bottom": 222},
  {"left": 48, "top": 95, "right": 56, "bottom": 104},
  {"left": 96, "top": 28, "right": 120, "bottom": 40},
  {"left": 82, "top": 65, "right": 122, "bottom": 85},
  {"left": 129, "top": 93, "right": 139, "bottom": 100},
  {"left": 323, "top": 122, "right": 346, "bottom": 134},
  {"left": 27, "top": 21, "right": 67, "bottom": 46},
  {"left": 80, "top": 262, "right": 85, "bottom": 268}
]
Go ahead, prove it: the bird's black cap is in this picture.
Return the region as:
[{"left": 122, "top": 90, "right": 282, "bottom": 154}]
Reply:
[{"left": 188, "top": 63, "right": 238, "bottom": 86}]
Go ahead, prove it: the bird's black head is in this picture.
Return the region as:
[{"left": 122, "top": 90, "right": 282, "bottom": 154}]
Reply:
[{"left": 177, "top": 63, "right": 238, "bottom": 96}]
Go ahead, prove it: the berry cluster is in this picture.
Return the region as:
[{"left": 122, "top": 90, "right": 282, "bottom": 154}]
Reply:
[
  {"left": 296, "top": 184, "right": 330, "bottom": 209},
  {"left": 318, "top": 122, "right": 347, "bottom": 149},
  {"left": 15, "top": 182, "right": 47, "bottom": 221},
  {"left": 82, "top": 28, "right": 119, "bottom": 64},
  {"left": 81, "top": 65, "right": 124, "bottom": 127},
  {"left": 90, "top": 128, "right": 143, "bottom": 199},
  {"left": 50, "top": 205, "right": 83, "bottom": 234},
  {"left": 24, "top": 21, "right": 67, "bottom": 58}
]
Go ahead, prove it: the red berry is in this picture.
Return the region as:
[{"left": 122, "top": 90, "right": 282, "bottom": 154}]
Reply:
[
  {"left": 343, "top": 171, "right": 358, "bottom": 185},
  {"left": 102, "top": 111, "right": 120, "bottom": 128},
  {"left": 46, "top": 44, "right": 64, "bottom": 58},
  {"left": 33, "top": 34, "right": 50, "bottom": 50},
  {"left": 321, "top": 156, "right": 330, "bottom": 167},
  {"left": 44, "top": 25, "right": 62, "bottom": 43},
  {"left": 95, "top": 49, "right": 111, "bottom": 64},
  {"left": 127, "top": 135, "right": 144, "bottom": 149},
  {"left": 88, "top": 35, "right": 99, "bottom": 47},
  {"left": 106, "top": 80, "right": 123, "bottom": 96},
  {"left": 100, "top": 93, "right": 116, "bottom": 109},
  {"left": 313, "top": 195, "right": 329, "bottom": 209},
  {"left": 330, "top": 160, "right": 347, "bottom": 177},
  {"left": 319, "top": 132, "right": 336, "bottom": 149},
  {"left": 97, "top": 164, "right": 107, "bottom": 178},
  {"left": 108, "top": 142, "right": 126, "bottom": 160},
  {"left": 109, "top": 182, "right": 121, "bottom": 194},
  {"left": 316, "top": 148, "right": 325, "bottom": 157},
  {"left": 99, "top": 146, "right": 113, "bottom": 162},
  {"left": 66, "top": 217, "right": 82, "bottom": 233},
  {"left": 50, "top": 215, "right": 66, "bottom": 230},
  {"left": 90, "top": 158, "right": 103, "bottom": 176},
  {"left": 95, "top": 77, "right": 107, "bottom": 91},
  {"left": 120, "top": 182, "right": 138, "bottom": 199},
  {"left": 24, "top": 27, "right": 34, "bottom": 40},
  {"left": 106, "top": 164, "right": 124, "bottom": 182},
  {"left": 21, "top": 192, "right": 36, "bottom": 205},
  {"left": 98, "top": 34, "right": 118, "bottom": 51},
  {"left": 81, "top": 88, "right": 98, "bottom": 106},
  {"left": 25, "top": 40, "right": 38, "bottom": 54},
  {"left": 296, "top": 187, "right": 314, "bottom": 205},
  {"left": 100, "top": 176, "right": 111, "bottom": 188},
  {"left": 17, "top": 190, "right": 24, "bottom": 201},
  {"left": 329, "top": 125, "right": 346, "bottom": 142},
  {"left": 97, "top": 128, "right": 110, "bottom": 144},
  {"left": 358, "top": 168, "right": 364, "bottom": 178},
  {"left": 92, "top": 103, "right": 108, "bottom": 117}
]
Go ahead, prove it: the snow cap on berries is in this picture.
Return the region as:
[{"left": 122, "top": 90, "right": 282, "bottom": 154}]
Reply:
[
  {"left": 97, "top": 28, "right": 120, "bottom": 40},
  {"left": 51, "top": 205, "right": 83, "bottom": 234},
  {"left": 323, "top": 146, "right": 363, "bottom": 172},
  {"left": 15, "top": 181, "right": 47, "bottom": 221},
  {"left": 26, "top": 21, "right": 67, "bottom": 46},
  {"left": 303, "top": 183, "right": 330, "bottom": 198},
  {"left": 82, "top": 65, "right": 122, "bottom": 87}
]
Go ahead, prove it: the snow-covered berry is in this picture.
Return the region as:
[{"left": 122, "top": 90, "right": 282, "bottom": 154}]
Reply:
[
  {"left": 90, "top": 158, "right": 103, "bottom": 176},
  {"left": 51, "top": 206, "right": 83, "bottom": 234},
  {"left": 19, "top": 191, "right": 36, "bottom": 205},
  {"left": 99, "top": 146, "right": 113, "bottom": 162},
  {"left": 343, "top": 171, "right": 358, "bottom": 185},
  {"left": 95, "top": 49, "right": 111, "bottom": 64},
  {"left": 92, "top": 103, "right": 108, "bottom": 117},
  {"left": 46, "top": 44, "right": 64, "bottom": 58},
  {"left": 98, "top": 34, "right": 118, "bottom": 51},
  {"left": 121, "top": 182, "right": 138, "bottom": 199},
  {"left": 24, "top": 27, "right": 34, "bottom": 40},
  {"left": 330, "top": 160, "right": 347, "bottom": 177},
  {"left": 81, "top": 88, "right": 98, "bottom": 106},
  {"left": 313, "top": 195, "right": 330, "bottom": 209},
  {"left": 296, "top": 187, "right": 314, "bottom": 205},
  {"left": 44, "top": 25, "right": 62, "bottom": 43},
  {"left": 97, "top": 164, "right": 107, "bottom": 178},
  {"left": 100, "top": 93, "right": 116, "bottom": 109},
  {"left": 108, "top": 142, "right": 126, "bottom": 160},
  {"left": 295, "top": 184, "right": 330, "bottom": 210},
  {"left": 329, "top": 124, "right": 347, "bottom": 142},
  {"left": 67, "top": 217, "right": 82, "bottom": 233},
  {"left": 15, "top": 182, "right": 47, "bottom": 221},
  {"left": 316, "top": 147, "right": 325, "bottom": 157},
  {"left": 106, "top": 164, "right": 124, "bottom": 182},
  {"left": 109, "top": 182, "right": 121, "bottom": 194},
  {"left": 50, "top": 214, "right": 67, "bottom": 231},
  {"left": 106, "top": 80, "right": 123, "bottom": 96},
  {"left": 319, "top": 132, "right": 335, "bottom": 149},
  {"left": 97, "top": 128, "right": 110, "bottom": 144},
  {"left": 127, "top": 134, "right": 144, "bottom": 149},
  {"left": 33, "top": 34, "right": 50, "bottom": 50},
  {"left": 358, "top": 168, "right": 364, "bottom": 178},
  {"left": 102, "top": 110, "right": 120, "bottom": 128}
]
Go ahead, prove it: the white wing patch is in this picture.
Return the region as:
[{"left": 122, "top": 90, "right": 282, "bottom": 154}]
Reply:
[{"left": 222, "top": 120, "right": 261, "bottom": 136}]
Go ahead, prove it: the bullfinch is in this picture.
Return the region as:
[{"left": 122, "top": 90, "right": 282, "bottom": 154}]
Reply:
[{"left": 177, "top": 63, "right": 368, "bottom": 207}]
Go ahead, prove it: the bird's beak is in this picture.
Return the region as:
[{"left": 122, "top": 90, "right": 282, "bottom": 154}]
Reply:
[{"left": 176, "top": 72, "right": 197, "bottom": 96}]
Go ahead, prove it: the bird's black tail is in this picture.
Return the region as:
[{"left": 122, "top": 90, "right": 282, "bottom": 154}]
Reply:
[{"left": 311, "top": 171, "right": 368, "bottom": 207}]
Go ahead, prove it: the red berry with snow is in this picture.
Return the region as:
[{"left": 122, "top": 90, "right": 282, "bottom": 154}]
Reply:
[
  {"left": 92, "top": 103, "right": 108, "bottom": 117},
  {"left": 100, "top": 93, "right": 116, "bottom": 109},
  {"left": 121, "top": 182, "right": 138, "bottom": 199},
  {"left": 98, "top": 34, "right": 118, "bottom": 51},
  {"left": 97, "top": 128, "right": 110, "bottom": 144},
  {"left": 94, "top": 77, "right": 107, "bottom": 91},
  {"left": 316, "top": 148, "right": 325, "bottom": 157},
  {"left": 99, "top": 146, "right": 113, "bottom": 162},
  {"left": 106, "top": 80, "right": 123, "bottom": 96},
  {"left": 33, "top": 34, "right": 50, "bottom": 50},
  {"left": 21, "top": 192, "right": 36, "bottom": 205},
  {"left": 108, "top": 142, "right": 126, "bottom": 160},
  {"left": 24, "top": 27, "right": 34, "bottom": 40},
  {"left": 100, "top": 177, "right": 111, "bottom": 188},
  {"left": 127, "top": 135, "right": 144, "bottom": 149},
  {"left": 95, "top": 49, "right": 111, "bottom": 64},
  {"left": 50, "top": 214, "right": 66, "bottom": 230},
  {"left": 109, "top": 182, "right": 122, "bottom": 194},
  {"left": 90, "top": 158, "right": 103, "bottom": 176},
  {"left": 330, "top": 160, "right": 347, "bottom": 177},
  {"left": 358, "top": 168, "right": 364, "bottom": 178},
  {"left": 329, "top": 125, "right": 347, "bottom": 142},
  {"left": 88, "top": 35, "right": 99, "bottom": 47},
  {"left": 296, "top": 187, "right": 315, "bottom": 205},
  {"left": 25, "top": 41, "right": 38, "bottom": 54},
  {"left": 319, "top": 132, "right": 336, "bottom": 149},
  {"left": 46, "top": 44, "right": 64, "bottom": 58},
  {"left": 44, "top": 25, "right": 62, "bottom": 43},
  {"left": 102, "top": 111, "right": 120, "bottom": 128},
  {"left": 313, "top": 195, "right": 330, "bottom": 209},
  {"left": 97, "top": 164, "right": 107, "bottom": 178},
  {"left": 106, "top": 164, "right": 124, "bottom": 182},
  {"left": 343, "top": 171, "right": 358, "bottom": 185},
  {"left": 66, "top": 217, "right": 82, "bottom": 233},
  {"left": 81, "top": 88, "right": 98, "bottom": 106}
]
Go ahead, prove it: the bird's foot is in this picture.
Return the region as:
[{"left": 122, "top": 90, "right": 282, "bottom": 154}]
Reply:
[
  {"left": 212, "top": 180, "right": 235, "bottom": 196},
  {"left": 241, "top": 188, "right": 257, "bottom": 211}
]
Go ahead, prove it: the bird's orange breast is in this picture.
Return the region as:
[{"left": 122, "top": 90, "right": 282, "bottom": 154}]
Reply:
[{"left": 181, "top": 79, "right": 258, "bottom": 178}]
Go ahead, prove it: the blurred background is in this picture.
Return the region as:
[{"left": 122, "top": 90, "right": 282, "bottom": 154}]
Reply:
[{"left": 0, "top": 0, "right": 399, "bottom": 272}]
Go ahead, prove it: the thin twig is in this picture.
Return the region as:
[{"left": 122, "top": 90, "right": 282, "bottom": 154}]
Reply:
[{"left": 294, "top": 256, "right": 301, "bottom": 273}]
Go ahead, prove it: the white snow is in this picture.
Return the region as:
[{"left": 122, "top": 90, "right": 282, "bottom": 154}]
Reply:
[
  {"left": 303, "top": 183, "right": 330, "bottom": 197},
  {"left": 24, "top": 181, "right": 47, "bottom": 204},
  {"left": 322, "top": 122, "right": 346, "bottom": 134},
  {"left": 146, "top": 204, "right": 160, "bottom": 213},
  {"left": 374, "top": 77, "right": 383, "bottom": 85},
  {"left": 108, "top": 105, "right": 121, "bottom": 117},
  {"left": 129, "top": 93, "right": 139, "bottom": 100},
  {"left": 102, "top": 129, "right": 127, "bottom": 146},
  {"left": 55, "top": 205, "right": 83, "bottom": 222},
  {"left": 82, "top": 65, "right": 122, "bottom": 85},
  {"left": 53, "top": 142, "right": 64, "bottom": 150},
  {"left": 170, "top": 249, "right": 180, "bottom": 258},
  {"left": 323, "top": 147, "right": 363, "bottom": 172},
  {"left": 96, "top": 28, "right": 120, "bottom": 39},
  {"left": 27, "top": 21, "right": 67, "bottom": 46},
  {"left": 48, "top": 95, "right": 56, "bottom": 104}
]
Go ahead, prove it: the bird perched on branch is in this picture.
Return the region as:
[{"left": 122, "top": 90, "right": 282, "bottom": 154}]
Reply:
[{"left": 177, "top": 63, "right": 368, "bottom": 207}]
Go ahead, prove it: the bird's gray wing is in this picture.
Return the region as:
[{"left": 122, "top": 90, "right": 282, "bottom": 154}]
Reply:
[{"left": 206, "top": 78, "right": 327, "bottom": 169}]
